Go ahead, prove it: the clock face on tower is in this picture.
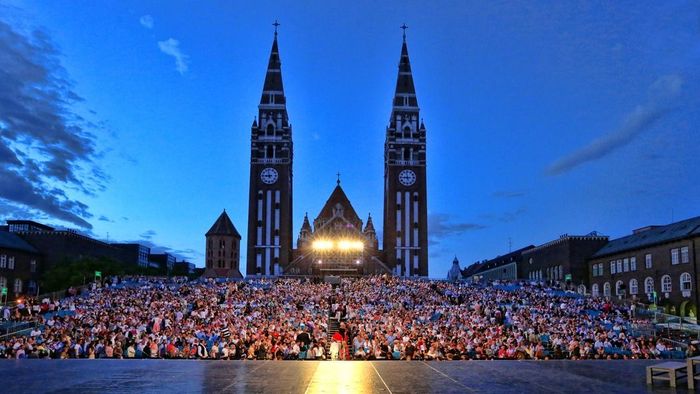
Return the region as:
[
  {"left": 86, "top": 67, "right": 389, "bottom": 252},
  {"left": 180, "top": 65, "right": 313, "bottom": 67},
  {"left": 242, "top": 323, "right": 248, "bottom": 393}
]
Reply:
[
  {"left": 398, "top": 169, "right": 416, "bottom": 186},
  {"left": 260, "top": 167, "right": 278, "bottom": 184}
]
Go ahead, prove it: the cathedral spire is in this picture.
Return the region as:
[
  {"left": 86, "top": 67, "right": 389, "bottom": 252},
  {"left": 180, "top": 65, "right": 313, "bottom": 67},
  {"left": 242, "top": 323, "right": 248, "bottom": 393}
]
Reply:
[
  {"left": 392, "top": 26, "right": 418, "bottom": 111},
  {"left": 259, "top": 22, "right": 286, "bottom": 109}
]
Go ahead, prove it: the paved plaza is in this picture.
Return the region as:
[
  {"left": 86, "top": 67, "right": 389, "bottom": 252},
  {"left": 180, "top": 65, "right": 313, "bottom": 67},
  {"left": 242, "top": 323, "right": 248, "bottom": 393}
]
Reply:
[{"left": 0, "top": 360, "right": 691, "bottom": 393}]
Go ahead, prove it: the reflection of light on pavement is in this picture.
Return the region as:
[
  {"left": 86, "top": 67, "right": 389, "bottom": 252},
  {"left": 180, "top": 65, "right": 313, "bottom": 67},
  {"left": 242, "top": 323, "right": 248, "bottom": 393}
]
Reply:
[{"left": 304, "top": 361, "right": 376, "bottom": 394}]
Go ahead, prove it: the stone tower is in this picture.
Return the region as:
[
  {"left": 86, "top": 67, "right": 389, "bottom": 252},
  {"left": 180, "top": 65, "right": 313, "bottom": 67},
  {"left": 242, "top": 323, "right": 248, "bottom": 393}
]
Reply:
[
  {"left": 204, "top": 210, "right": 242, "bottom": 278},
  {"left": 246, "top": 26, "right": 294, "bottom": 276},
  {"left": 382, "top": 29, "right": 429, "bottom": 277}
]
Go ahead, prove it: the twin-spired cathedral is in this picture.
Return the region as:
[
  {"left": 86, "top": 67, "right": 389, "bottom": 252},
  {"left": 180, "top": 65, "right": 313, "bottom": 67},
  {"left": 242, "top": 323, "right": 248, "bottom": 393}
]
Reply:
[{"left": 205, "top": 26, "right": 428, "bottom": 278}]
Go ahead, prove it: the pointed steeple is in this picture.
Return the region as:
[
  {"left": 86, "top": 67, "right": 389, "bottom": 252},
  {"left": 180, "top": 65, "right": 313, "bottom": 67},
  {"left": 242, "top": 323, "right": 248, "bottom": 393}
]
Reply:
[
  {"left": 301, "top": 212, "right": 312, "bottom": 232},
  {"left": 297, "top": 212, "right": 313, "bottom": 248},
  {"left": 363, "top": 213, "right": 378, "bottom": 250},
  {"left": 363, "top": 213, "right": 376, "bottom": 234},
  {"left": 206, "top": 210, "right": 241, "bottom": 238},
  {"left": 259, "top": 25, "right": 287, "bottom": 110},
  {"left": 392, "top": 30, "right": 418, "bottom": 110}
]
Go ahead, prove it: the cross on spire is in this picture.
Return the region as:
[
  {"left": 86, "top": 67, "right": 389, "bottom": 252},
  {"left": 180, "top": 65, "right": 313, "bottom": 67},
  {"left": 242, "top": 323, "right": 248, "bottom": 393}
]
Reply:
[
  {"left": 400, "top": 23, "right": 408, "bottom": 42},
  {"left": 336, "top": 172, "right": 341, "bottom": 186},
  {"left": 273, "top": 20, "right": 280, "bottom": 37}
]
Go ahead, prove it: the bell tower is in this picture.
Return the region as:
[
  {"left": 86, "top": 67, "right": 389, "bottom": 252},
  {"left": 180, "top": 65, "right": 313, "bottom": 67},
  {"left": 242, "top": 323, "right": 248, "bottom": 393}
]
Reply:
[
  {"left": 383, "top": 25, "right": 428, "bottom": 277},
  {"left": 246, "top": 22, "right": 293, "bottom": 276}
]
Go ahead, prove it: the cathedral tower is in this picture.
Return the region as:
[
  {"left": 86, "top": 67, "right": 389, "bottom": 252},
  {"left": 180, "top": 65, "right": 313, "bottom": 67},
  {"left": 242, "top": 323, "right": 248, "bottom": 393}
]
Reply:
[
  {"left": 246, "top": 25, "right": 293, "bottom": 276},
  {"left": 383, "top": 27, "right": 428, "bottom": 277}
]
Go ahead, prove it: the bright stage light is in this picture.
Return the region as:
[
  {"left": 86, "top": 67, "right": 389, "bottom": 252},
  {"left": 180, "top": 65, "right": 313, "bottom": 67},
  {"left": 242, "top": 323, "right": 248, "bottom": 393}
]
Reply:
[
  {"left": 338, "top": 239, "right": 364, "bottom": 251},
  {"left": 312, "top": 239, "right": 333, "bottom": 251},
  {"left": 312, "top": 239, "right": 364, "bottom": 252}
]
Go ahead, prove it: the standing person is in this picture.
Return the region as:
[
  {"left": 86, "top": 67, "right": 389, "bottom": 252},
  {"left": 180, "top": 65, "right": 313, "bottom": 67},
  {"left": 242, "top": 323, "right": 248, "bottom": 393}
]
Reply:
[{"left": 296, "top": 326, "right": 312, "bottom": 360}]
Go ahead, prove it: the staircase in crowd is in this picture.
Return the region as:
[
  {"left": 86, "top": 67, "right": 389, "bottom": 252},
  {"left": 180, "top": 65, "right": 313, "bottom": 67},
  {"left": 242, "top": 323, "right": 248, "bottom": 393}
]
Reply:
[
  {"left": 325, "top": 314, "right": 352, "bottom": 359},
  {"left": 326, "top": 317, "right": 340, "bottom": 355}
]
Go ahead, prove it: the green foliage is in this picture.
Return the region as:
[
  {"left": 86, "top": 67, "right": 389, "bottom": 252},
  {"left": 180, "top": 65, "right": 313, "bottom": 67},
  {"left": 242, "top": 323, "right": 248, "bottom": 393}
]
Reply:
[{"left": 40, "top": 256, "right": 164, "bottom": 292}]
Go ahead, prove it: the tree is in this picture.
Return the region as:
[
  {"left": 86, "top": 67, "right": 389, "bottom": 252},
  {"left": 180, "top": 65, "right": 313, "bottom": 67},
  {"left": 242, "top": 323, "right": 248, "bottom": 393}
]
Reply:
[{"left": 40, "top": 256, "right": 161, "bottom": 293}]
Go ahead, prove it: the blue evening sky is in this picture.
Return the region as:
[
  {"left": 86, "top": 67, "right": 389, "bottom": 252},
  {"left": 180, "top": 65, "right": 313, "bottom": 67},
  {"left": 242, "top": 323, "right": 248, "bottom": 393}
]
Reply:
[{"left": 2, "top": 1, "right": 699, "bottom": 277}]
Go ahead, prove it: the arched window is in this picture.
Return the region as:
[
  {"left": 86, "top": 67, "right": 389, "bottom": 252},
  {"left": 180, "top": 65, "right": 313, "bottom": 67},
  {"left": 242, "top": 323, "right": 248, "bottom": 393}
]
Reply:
[
  {"left": 681, "top": 273, "right": 692, "bottom": 291},
  {"left": 577, "top": 284, "right": 586, "bottom": 294},
  {"left": 13, "top": 278, "right": 22, "bottom": 294},
  {"left": 0, "top": 276, "right": 6, "bottom": 289},
  {"left": 591, "top": 283, "right": 599, "bottom": 297},
  {"left": 266, "top": 145, "right": 274, "bottom": 158},
  {"left": 661, "top": 275, "right": 672, "bottom": 293},
  {"left": 266, "top": 124, "right": 274, "bottom": 136},
  {"left": 629, "top": 279, "right": 638, "bottom": 295},
  {"left": 558, "top": 266, "right": 564, "bottom": 281},
  {"left": 403, "top": 125, "right": 411, "bottom": 138},
  {"left": 615, "top": 280, "right": 624, "bottom": 296},
  {"left": 644, "top": 277, "right": 654, "bottom": 295},
  {"left": 603, "top": 282, "right": 611, "bottom": 297},
  {"left": 220, "top": 239, "right": 225, "bottom": 249}
]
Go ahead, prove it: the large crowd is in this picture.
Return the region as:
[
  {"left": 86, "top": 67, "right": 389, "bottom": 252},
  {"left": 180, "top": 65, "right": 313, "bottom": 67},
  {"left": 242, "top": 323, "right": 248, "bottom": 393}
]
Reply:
[{"left": 0, "top": 276, "right": 691, "bottom": 360}]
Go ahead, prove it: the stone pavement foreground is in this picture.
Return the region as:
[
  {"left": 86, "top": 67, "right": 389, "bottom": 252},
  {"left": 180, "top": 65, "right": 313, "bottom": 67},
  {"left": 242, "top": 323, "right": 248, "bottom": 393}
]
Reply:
[{"left": 0, "top": 359, "right": 690, "bottom": 393}]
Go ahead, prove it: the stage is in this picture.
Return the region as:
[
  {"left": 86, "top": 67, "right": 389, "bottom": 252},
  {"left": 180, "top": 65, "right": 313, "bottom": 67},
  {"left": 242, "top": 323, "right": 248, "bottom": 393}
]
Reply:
[{"left": 0, "top": 359, "right": 688, "bottom": 393}]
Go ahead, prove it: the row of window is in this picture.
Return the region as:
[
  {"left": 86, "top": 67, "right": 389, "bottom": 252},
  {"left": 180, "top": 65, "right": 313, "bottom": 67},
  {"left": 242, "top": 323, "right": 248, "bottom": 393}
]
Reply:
[
  {"left": 671, "top": 247, "right": 691, "bottom": 265},
  {"left": 0, "top": 255, "right": 15, "bottom": 269},
  {"left": 592, "top": 246, "right": 690, "bottom": 277},
  {"left": 528, "top": 265, "right": 564, "bottom": 281},
  {"left": 0, "top": 255, "right": 37, "bottom": 272},
  {"left": 0, "top": 276, "right": 32, "bottom": 294},
  {"left": 591, "top": 273, "right": 692, "bottom": 297},
  {"left": 609, "top": 256, "right": 637, "bottom": 275}
]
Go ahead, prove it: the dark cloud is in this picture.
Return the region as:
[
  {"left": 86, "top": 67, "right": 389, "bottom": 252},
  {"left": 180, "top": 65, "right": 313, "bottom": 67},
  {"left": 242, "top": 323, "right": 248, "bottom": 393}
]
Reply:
[
  {"left": 491, "top": 190, "right": 526, "bottom": 199},
  {"left": 139, "top": 230, "right": 157, "bottom": 240},
  {"left": 428, "top": 213, "right": 486, "bottom": 246},
  {"left": 98, "top": 215, "right": 113, "bottom": 222},
  {"left": 546, "top": 74, "right": 683, "bottom": 176},
  {"left": 0, "top": 17, "right": 106, "bottom": 229}
]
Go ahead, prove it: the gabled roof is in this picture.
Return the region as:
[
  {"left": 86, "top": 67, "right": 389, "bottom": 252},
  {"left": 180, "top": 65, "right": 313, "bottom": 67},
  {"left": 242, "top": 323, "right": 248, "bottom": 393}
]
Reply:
[
  {"left": 206, "top": 210, "right": 241, "bottom": 238},
  {"left": 593, "top": 215, "right": 700, "bottom": 258},
  {"left": 0, "top": 231, "right": 39, "bottom": 254},
  {"left": 461, "top": 262, "right": 484, "bottom": 278},
  {"left": 314, "top": 185, "right": 362, "bottom": 231}
]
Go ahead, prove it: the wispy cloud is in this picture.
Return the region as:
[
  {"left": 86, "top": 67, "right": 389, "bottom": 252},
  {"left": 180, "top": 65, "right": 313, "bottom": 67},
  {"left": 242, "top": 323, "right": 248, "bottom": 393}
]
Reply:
[
  {"left": 158, "top": 38, "right": 189, "bottom": 75},
  {"left": 139, "top": 15, "right": 154, "bottom": 29},
  {"left": 428, "top": 213, "right": 486, "bottom": 246},
  {"left": 546, "top": 74, "right": 683, "bottom": 176},
  {"left": 0, "top": 18, "right": 107, "bottom": 229},
  {"left": 139, "top": 230, "right": 157, "bottom": 240}
]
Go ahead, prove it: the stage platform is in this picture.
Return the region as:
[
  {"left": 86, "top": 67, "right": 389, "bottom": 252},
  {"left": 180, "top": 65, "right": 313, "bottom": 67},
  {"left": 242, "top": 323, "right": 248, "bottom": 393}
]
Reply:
[{"left": 0, "top": 359, "right": 690, "bottom": 393}]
